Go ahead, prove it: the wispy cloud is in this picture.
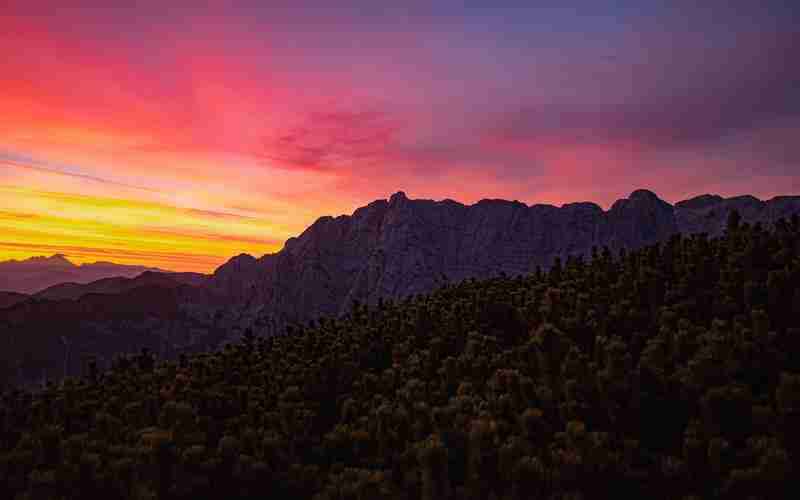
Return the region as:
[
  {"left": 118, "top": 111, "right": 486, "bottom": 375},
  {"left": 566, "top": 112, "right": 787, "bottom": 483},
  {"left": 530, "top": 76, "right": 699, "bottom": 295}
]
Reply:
[
  {"left": 183, "top": 207, "right": 262, "bottom": 222},
  {"left": 0, "top": 152, "right": 160, "bottom": 193}
]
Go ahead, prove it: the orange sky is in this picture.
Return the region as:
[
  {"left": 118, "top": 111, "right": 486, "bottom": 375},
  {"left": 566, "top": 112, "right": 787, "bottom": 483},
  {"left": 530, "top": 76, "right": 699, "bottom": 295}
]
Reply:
[{"left": 1, "top": 3, "right": 797, "bottom": 272}]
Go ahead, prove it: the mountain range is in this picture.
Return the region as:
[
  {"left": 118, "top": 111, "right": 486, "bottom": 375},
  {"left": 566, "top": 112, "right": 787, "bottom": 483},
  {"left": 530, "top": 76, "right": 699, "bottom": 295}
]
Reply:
[
  {"left": 2, "top": 189, "right": 799, "bottom": 387},
  {"left": 0, "top": 254, "right": 168, "bottom": 294},
  {"left": 207, "top": 189, "right": 800, "bottom": 331}
]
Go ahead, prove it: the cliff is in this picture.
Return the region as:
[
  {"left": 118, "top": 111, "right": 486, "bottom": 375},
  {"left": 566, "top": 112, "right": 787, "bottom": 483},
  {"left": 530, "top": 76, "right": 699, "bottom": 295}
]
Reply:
[{"left": 210, "top": 189, "right": 800, "bottom": 333}]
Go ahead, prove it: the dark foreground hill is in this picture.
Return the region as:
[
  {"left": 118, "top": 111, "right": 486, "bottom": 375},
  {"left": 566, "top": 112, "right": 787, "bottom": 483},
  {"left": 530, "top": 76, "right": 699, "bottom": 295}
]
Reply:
[
  {"left": 0, "top": 275, "right": 232, "bottom": 388},
  {"left": 1, "top": 214, "right": 799, "bottom": 499},
  {"left": 33, "top": 271, "right": 209, "bottom": 302}
]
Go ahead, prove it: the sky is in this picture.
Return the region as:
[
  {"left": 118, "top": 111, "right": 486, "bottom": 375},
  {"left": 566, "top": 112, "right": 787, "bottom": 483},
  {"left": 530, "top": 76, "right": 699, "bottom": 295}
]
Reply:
[{"left": 1, "top": 1, "right": 798, "bottom": 272}]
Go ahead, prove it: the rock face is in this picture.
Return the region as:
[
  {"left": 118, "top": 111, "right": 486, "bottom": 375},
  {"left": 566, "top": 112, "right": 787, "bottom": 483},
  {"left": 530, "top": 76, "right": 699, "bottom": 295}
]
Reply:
[{"left": 210, "top": 189, "right": 800, "bottom": 334}]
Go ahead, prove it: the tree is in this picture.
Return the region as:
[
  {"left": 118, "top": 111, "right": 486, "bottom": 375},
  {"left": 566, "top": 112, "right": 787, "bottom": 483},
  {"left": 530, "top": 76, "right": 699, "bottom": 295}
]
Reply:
[{"left": 726, "top": 209, "right": 741, "bottom": 233}]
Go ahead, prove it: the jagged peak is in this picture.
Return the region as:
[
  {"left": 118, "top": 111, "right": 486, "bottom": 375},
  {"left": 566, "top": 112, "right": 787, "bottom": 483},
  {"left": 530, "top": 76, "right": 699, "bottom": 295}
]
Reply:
[
  {"left": 609, "top": 189, "right": 671, "bottom": 211},
  {"left": 561, "top": 201, "right": 603, "bottom": 212},
  {"left": 389, "top": 191, "right": 408, "bottom": 205},
  {"left": 212, "top": 253, "right": 257, "bottom": 276},
  {"left": 23, "top": 253, "right": 72, "bottom": 263},
  {"left": 675, "top": 194, "right": 724, "bottom": 210},
  {"left": 351, "top": 198, "right": 391, "bottom": 224},
  {"left": 628, "top": 189, "right": 662, "bottom": 202},
  {"left": 727, "top": 194, "right": 763, "bottom": 204},
  {"left": 27, "top": 254, "right": 74, "bottom": 266},
  {"left": 476, "top": 197, "right": 514, "bottom": 205},
  {"left": 231, "top": 253, "right": 256, "bottom": 262},
  {"left": 220, "top": 253, "right": 256, "bottom": 267}
]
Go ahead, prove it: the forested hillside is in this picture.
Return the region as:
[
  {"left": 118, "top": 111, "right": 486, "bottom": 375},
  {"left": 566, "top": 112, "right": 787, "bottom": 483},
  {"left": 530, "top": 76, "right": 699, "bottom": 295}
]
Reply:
[{"left": 2, "top": 211, "right": 799, "bottom": 499}]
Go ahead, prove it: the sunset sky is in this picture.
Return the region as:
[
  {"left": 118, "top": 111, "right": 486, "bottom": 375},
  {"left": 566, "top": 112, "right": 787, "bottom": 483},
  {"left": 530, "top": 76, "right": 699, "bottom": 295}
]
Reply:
[{"left": 1, "top": 1, "right": 798, "bottom": 272}]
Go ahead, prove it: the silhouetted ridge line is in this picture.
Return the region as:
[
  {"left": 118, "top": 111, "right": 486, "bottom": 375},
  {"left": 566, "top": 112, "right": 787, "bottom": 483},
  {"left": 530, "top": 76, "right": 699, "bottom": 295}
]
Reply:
[
  {"left": 209, "top": 189, "right": 800, "bottom": 334},
  {"left": 0, "top": 255, "right": 169, "bottom": 294}
]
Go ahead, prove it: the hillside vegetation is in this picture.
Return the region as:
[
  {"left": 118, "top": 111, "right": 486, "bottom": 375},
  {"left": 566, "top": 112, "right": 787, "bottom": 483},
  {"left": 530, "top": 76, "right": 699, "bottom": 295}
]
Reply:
[{"left": 2, "top": 212, "right": 800, "bottom": 499}]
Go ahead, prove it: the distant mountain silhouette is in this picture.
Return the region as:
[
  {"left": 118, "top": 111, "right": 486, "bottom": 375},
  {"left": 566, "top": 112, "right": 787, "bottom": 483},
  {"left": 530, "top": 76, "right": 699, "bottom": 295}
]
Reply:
[
  {"left": 34, "top": 270, "right": 208, "bottom": 301},
  {"left": 0, "top": 254, "right": 169, "bottom": 294}
]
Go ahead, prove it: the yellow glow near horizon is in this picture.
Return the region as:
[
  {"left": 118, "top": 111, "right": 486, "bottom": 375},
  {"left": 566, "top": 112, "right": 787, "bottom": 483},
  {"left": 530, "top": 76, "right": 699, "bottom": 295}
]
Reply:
[{"left": 0, "top": 185, "right": 286, "bottom": 272}]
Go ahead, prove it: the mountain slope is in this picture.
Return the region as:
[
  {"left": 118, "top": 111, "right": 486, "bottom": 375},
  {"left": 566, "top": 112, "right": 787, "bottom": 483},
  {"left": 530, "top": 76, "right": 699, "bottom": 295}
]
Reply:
[
  {"left": 0, "top": 291, "right": 28, "bottom": 309},
  {"left": 210, "top": 189, "right": 800, "bottom": 334},
  {"left": 0, "top": 278, "right": 232, "bottom": 387},
  {"left": 34, "top": 271, "right": 209, "bottom": 301},
  {"left": 0, "top": 254, "right": 168, "bottom": 294}
]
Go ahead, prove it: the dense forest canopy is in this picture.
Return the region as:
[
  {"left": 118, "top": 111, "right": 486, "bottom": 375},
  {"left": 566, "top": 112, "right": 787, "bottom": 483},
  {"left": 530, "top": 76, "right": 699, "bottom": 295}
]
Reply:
[{"left": 2, "top": 211, "right": 800, "bottom": 499}]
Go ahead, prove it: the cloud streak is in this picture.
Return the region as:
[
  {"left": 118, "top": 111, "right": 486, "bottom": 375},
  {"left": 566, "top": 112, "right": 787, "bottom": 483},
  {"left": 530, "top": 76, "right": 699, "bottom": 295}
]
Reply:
[{"left": 1, "top": 153, "right": 161, "bottom": 193}]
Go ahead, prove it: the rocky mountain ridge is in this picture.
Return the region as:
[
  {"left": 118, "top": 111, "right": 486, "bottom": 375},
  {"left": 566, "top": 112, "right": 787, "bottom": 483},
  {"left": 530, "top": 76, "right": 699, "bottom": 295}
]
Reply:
[{"left": 210, "top": 189, "right": 800, "bottom": 334}]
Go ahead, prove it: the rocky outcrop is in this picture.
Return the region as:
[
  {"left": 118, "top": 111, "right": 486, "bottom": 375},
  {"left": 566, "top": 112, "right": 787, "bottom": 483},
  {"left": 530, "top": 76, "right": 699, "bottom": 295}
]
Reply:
[{"left": 210, "top": 189, "right": 800, "bottom": 334}]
